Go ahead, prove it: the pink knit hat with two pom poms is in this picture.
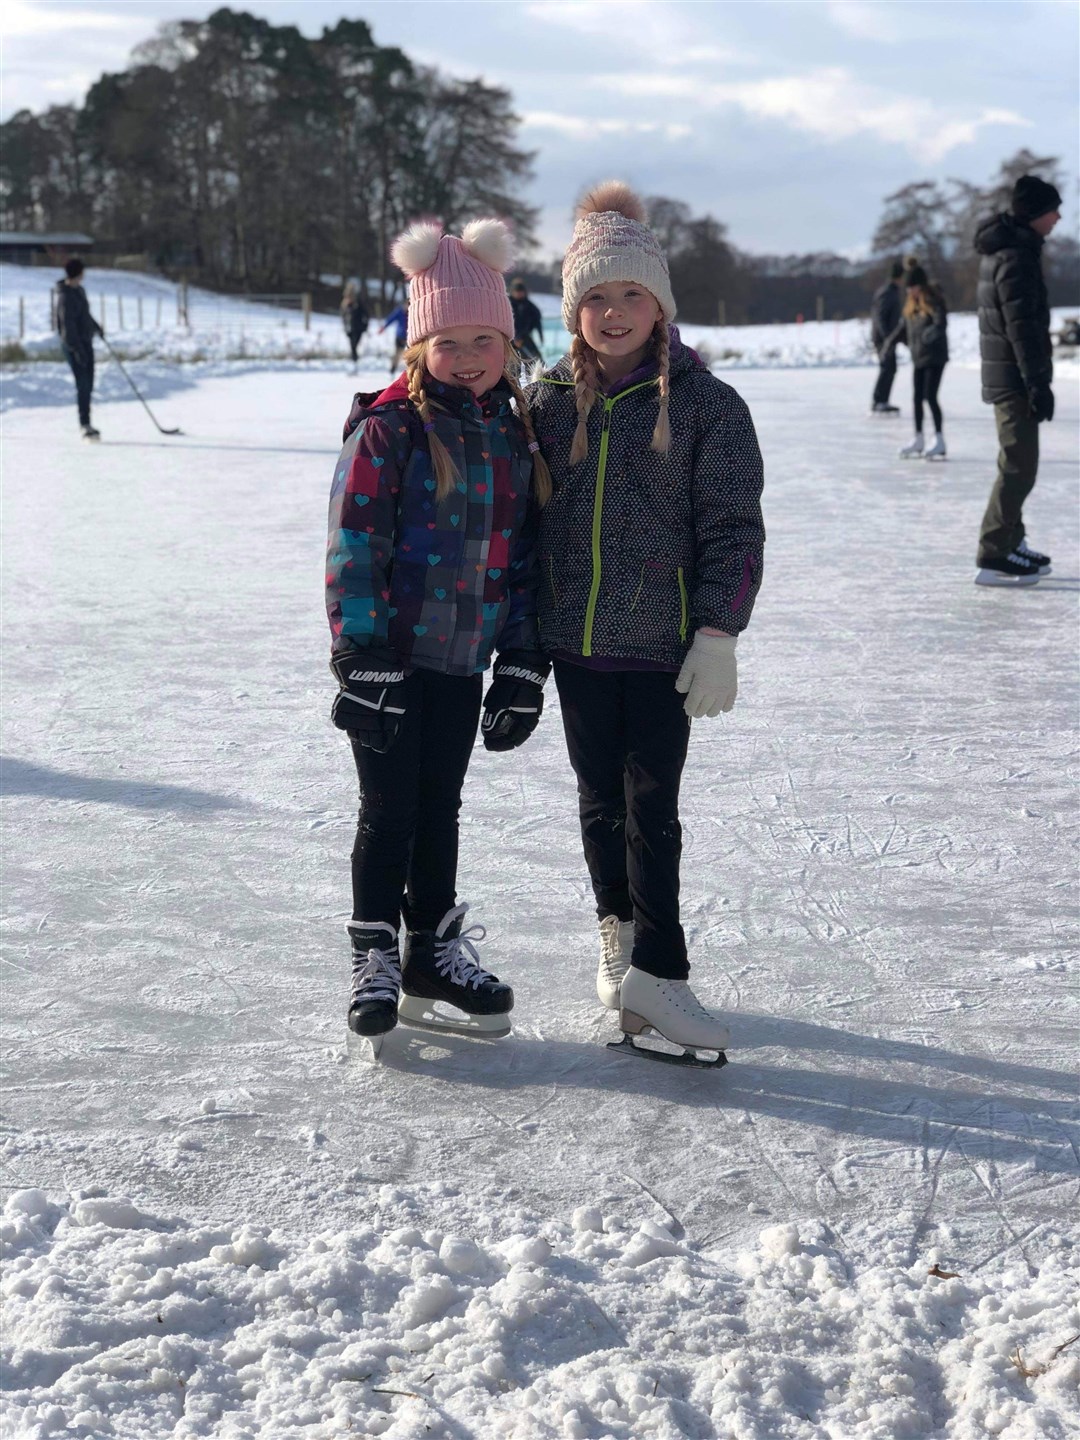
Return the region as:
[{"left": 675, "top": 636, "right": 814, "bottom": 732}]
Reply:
[
  {"left": 390, "top": 219, "right": 516, "bottom": 346},
  {"left": 561, "top": 181, "right": 676, "bottom": 332}
]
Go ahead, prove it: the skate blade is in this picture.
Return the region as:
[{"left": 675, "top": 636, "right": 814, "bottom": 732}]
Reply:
[
  {"left": 974, "top": 570, "right": 1040, "bottom": 587},
  {"left": 397, "top": 993, "right": 511, "bottom": 1040},
  {"left": 346, "top": 1028, "right": 387, "bottom": 1062},
  {"left": 607, "top": 1034, "right": 727, "bottom": 1069}
]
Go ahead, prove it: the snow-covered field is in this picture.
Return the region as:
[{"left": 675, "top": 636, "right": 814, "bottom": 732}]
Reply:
[{"left": 2, "top": 351, "right": 1078, "bottom": 1438}]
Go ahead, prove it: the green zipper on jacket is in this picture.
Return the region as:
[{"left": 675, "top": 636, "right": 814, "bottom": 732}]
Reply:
[
  {"left": 676, "top": 566, "right": 688, "bottom": 642},
  {"left": 540, "top": 376, "right": 657, "bottom": 656}
]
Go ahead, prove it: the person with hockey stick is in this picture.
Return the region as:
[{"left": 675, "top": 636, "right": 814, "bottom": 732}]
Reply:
[
  {"left": 326, "top": 217, "right": 552, "bottom": 1056},
  {"left": 526, "top": 182, "right": 764, "bottom": 1067},
  {"left": 54, "top": 257, "right": 104, "bottom": 440},
  {"left": 879, "top": 265, "right": 950, "bottom": 461}
]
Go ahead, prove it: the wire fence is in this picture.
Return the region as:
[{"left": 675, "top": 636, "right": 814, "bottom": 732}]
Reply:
[{"left": 3, "top": 286, "right": 318, "bottom": 342}]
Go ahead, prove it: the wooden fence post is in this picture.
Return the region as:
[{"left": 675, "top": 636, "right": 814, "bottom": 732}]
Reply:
[
  {"left": 118, "top": 295, "right": 125, "bottom": 330},
  {"left": 302, "top": 292, "right": 312, "bottom": 331},
  {"left": 815, "top": 295, "right": 825, "bottom": 323},
  {"left": 19, "top": 296, "right": 25, "bottom": 339},
  {"left": 137, "top": 296, "right": 143, "bottom": 329},
  {"left": 156, "top": 297, "right": 162, "bottom": 328}
]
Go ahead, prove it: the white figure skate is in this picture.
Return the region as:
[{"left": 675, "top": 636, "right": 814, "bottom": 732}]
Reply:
[
  {"left": 924, "top": 432, "right": 947, "bottom": 461},
  {"left": 597, "top": 915, "right": 634, "bottom": 1009},
  {"left": 608, "top": 967, "right": 729, "bottom": 1069},
  {"left": 898, "top": 434, "right": 924, "bottom": 458}
]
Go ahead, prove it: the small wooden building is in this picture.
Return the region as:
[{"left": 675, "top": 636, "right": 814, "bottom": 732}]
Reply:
[{"left": 0, "top": 232, "right": 95, "bottom": 266}]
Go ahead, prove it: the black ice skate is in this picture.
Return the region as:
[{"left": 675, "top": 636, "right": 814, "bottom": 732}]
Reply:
[
  {"left": 399, "top": 903, "right": 513, "bottom": 1039},
  {"left": 1016, "top": 539, "right": 1051, "bottom": 574},
  {"left": 974, "top": 552, "right": 1041, "bottom": 587},
  {"left": 346, "top": 921, "right": 401, "bottom": 1059},
  {"left": 81, "top": 424, "right": 101, "bottom": 441},
  {"left": 870, "top": 402, "right": 900, "bottom": 416}
]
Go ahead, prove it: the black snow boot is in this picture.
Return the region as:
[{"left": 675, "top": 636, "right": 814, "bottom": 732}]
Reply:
[
  {"left": 401, "top": 904, "right": 513, "bottom": 1017},
  {"left": 346, "top": 921, "right": 401, "bottom": 1037}
]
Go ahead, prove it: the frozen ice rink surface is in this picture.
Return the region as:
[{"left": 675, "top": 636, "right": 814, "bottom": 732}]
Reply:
[{"left": 2, "top": 360, "right": 1077, "bottom": 1438}]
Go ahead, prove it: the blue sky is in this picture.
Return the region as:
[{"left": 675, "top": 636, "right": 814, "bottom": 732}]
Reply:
[{"left": 4, "top": 0, "right": 1077, "bottom": 258}]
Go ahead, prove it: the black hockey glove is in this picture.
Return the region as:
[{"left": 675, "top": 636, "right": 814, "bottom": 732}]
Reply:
[
  {"left": 330, "top": 648, "right": 407, "bottom": 754},
  {"left": 1028, "top": 384, "right": 1054, "bottom": 423},
  {"left": 481, "top": 651, "right": 551, "bottom": 752}
]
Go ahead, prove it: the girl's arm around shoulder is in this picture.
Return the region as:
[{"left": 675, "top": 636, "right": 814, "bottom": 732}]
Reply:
[
  {"left": 688, "top": 376, "right": 765, "bottom": 636},
  {"left": 326, "top": 413, "right": 407, "bottom": 655}
]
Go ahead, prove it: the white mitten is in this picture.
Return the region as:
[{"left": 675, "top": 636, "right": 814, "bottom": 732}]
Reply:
[{"left": 675, "top": 632, "right": 738, "bottom": 718}]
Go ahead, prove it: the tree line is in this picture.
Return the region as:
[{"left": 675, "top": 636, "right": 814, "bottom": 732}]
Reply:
[
  {"left": 1, "top": 5, "right": 1076, "bottom": 324},
  {"left": 0, "top": 8, "right": 536, "bottom": 305}
]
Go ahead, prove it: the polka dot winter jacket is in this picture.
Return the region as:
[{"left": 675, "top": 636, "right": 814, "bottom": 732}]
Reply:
[
  {"left": 326, "top": 375, "right": 541, "bottom": 675},
  {"left": 526, "top": 338, "right": 764, "bottom": 667}
]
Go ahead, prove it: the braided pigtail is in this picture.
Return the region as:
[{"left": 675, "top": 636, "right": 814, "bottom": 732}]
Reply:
[
  {"left": 404, "top": 341, "right": 460, "bottom": 501},
  {"left": 502, "top": 340, "right": 551, "bottom": 507},
  {"left": 569, "top": 333, "right": 600, "bottom": 465},
  {"left": 651, "top": 320, "right": 671, "bottom": 453}
]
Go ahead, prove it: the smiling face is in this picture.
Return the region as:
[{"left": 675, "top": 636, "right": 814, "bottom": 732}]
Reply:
[
  {"left": 424, "top": 326, "right": 504, "bottom": 396},
  {"left": 577, "top": 281, "right": 663, "bottom": 375}
]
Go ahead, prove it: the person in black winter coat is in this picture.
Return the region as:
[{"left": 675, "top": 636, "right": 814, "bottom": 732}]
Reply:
[
  {"left": 869, "top": 259, "right": 904, "bottom": 412},
  {"left": 972, "top": 174, "right": 1061, "bottom": 585},
  {"left": 54, "top": 257, "right": 103, "bottom": 439},
  {"left": 340, "top": 279, "right": 369, "bottom": 366},
  {"left": 509, "top": 278, "right": 544, "bottom": 365},
  {"left": 881, "top": 266, "right": 949, "bottom": 459}
]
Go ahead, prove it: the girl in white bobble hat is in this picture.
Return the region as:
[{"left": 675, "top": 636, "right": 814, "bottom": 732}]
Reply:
[
  {"left": 325, "top": 216, "right": 552, "bottom": 1055},
  {"left": 526, "top": 180, "right": 766, "bottom": 1065}
]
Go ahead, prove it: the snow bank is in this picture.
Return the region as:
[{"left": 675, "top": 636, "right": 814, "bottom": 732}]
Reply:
[{"left": 3, "top": 1186, "right": 1077, "bottom": 1440}]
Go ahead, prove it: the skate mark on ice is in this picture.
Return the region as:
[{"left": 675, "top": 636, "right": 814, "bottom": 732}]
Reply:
[
  {"left": 621, "top": 1172, "right": 686, "bottom": 1239},
  {"left": 956, "top": 1138, "right": 1040, "bottom": 1277}
]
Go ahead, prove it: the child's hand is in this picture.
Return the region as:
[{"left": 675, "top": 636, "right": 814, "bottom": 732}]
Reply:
[
  {"left": 330, "top": 648, "right": 407, "bottom": 753},
  {"left": 482, "top": 651, "right": 551, "bottom": 751},
  {"left": 675, "top": 633, "right": 738, "bottom": 718}
]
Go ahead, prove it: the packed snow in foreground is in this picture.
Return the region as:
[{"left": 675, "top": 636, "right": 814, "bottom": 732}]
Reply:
[{"left": 2, "top": 360, "right": 1078, "bottom": 1438}]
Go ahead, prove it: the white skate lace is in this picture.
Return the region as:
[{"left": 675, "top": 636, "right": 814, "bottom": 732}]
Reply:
[
  {"left": 666, "top": 980, "right": 714, "bottom": 1019},
  {"left": 351, "top": 945, "right": 401, "bottom": 1006},
  {"left": 599, "top": 916, "right": 630, "bottom": 984},
  {"left": 434, "top": 908, "right": 491, "bottom": 991}
]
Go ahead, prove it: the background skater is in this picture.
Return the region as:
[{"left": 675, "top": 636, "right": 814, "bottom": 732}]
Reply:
[
  {"left": 54, "top": 257, "right": 104, "bottom": 440},
  {"left": 973, "top": 174, "right": 1061, "bottom": 587}
]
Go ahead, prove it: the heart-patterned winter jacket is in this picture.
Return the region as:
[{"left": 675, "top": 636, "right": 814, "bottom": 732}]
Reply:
[
  {"left": 526, "top": 335, "right": 764, "bottom": 667},
  {"left": 326, "top": 374, "right": 540, "bottom": 675}
]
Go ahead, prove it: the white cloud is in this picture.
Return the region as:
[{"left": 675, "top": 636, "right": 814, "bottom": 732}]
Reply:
[
  {"left": 599, "top": 66, "right": 1031, "bottom": 163},
  {"left": 522, "top": 110, "right": 691, "bottom": 142},
  {"left": 826, "top": 2, "right": 904, "bottom": 43},
  {"left": 523, "top": 0, "right": 748, "bottom": 66},
  {"left": 3, "top": 0, "right": 133, "bottom": 36}
]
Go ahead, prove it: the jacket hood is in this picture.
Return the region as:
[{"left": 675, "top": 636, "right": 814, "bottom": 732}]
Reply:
[
  {"left": 541, "top": 324, "right": 706, "bottom": 387},
  {"left": 975, "top": 212, "right": 1043, "bottom": 257}
]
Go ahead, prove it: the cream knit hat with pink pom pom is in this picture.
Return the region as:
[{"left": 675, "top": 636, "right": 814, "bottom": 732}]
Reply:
[
  {"left": 561, "top": 181, "right": 676, "bottom": 332},
  {"left": 390, "top": 218, "right": 516, "bottom": 346}
]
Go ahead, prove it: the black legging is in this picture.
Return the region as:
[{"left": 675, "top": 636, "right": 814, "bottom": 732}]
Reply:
[{"left": 913, "top": 364, "right": 945, "bottom": 433}]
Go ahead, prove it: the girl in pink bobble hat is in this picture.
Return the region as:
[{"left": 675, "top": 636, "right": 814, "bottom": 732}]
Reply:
[
  {"left": 526, "top": 180, "right": 766, "bottom": 1066},
  {"left": 324, "top": 217, "right": 551, "bottom": 1055}
]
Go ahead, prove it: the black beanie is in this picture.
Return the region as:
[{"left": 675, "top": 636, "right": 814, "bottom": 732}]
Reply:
[
  {"left": 905, "top": 265, "right": 928, "bottom": 288},
  {"left": 1011, "top": 174, "right": 1062, "bottom": 222}
]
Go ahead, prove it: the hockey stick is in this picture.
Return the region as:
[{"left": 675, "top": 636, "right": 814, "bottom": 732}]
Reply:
[{"left": 100, "top": 336, "right": 182, "bottom": 435}]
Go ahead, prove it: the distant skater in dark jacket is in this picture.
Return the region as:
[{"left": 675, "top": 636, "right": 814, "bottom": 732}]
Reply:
[
  {"left": 340, "top": 279, "right": 369, "bottom": 368},
  {"left": 869, "top": 259, "right": 904, "bottom": 413},
  {"left": 509, "top": 278, "right": 544, "bottom": 365},
  {"left": 54, "top": 257, "right": 104, "bottom": 440},
  {"left": 881, "top": 266, "right": 948, "bottom": 460},
  {"left": 972, "top": 175, "right": 1061, "bottom": 587}
]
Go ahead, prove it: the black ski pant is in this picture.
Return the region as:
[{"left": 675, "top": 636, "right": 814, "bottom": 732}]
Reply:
[
  {"left": 977, "top": 394, "right": 1040, "bottom": 563},
  {"left": 871, "top": 345, "right": 897, "bottom": 406},
  {"left": 350, "top": 669, "right": 482, "bottom": 934},
  {"left": 912, "top": 363, "right": 945, "bottom": 433},
  {"left": 62, "top": 343, "right": 94, "bottom": 428},
  {"left": 553, "top": 661, "right": 691, "bottom": 979}
]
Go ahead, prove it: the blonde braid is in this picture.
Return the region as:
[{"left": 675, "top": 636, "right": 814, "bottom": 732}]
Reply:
[
  {"left": 651, "top": 320, "right": 671, "bottom": 453},
  {"left": 569, "top": 333, "right": 600, "bottom": 465},
  {"left": 405, "top": 341, "right": 460, "bottom": 501},
  {"left": 502, "top": 341, "right": 551, "bottom": 507}
]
